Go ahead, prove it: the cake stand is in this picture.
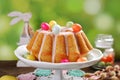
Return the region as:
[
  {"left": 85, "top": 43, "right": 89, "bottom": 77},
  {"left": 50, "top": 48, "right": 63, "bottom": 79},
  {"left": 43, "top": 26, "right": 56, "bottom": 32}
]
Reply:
[{"left": 14, "top": 45, "right": 103, "bottom": 80}]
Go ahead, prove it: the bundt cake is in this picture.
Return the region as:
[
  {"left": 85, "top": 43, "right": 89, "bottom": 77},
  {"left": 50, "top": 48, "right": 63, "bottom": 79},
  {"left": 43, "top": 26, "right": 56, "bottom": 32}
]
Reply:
[{"left": 26, "top": 21, "right": 93, "bottom": 63}]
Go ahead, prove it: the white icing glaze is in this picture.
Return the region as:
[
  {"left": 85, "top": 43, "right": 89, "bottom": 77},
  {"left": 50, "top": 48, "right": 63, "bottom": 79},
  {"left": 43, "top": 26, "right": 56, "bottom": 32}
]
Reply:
[
  {"left": 38, "top": 31, "right": 53, "bottom": 61},
  {"left": 61, "top": 27, "right": 73, "bottom": 32},
  {"left": 38, "top": 33, "right": 46, "bottom": 61},
  {"left": 64, "top": 34, "right": 68, "bottom": 56},
  {"left": 52, "top": 34, "right": 57, "bottom": 63}
]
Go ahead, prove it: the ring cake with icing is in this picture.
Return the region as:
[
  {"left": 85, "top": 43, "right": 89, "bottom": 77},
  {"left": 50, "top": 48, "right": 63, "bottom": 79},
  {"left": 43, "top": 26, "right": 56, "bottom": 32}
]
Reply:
[{"left": 26, "top": 21, "right": 93, "bottom": 63}]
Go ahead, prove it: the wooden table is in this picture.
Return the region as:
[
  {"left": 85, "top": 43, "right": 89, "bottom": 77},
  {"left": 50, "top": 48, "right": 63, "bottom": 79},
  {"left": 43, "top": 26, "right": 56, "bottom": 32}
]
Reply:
[
  {"left": 0, "top": 61, "right": 35, "bottom": 77},
  {"left": 0, "top": 60, "right": 120, "bottom": 77}
]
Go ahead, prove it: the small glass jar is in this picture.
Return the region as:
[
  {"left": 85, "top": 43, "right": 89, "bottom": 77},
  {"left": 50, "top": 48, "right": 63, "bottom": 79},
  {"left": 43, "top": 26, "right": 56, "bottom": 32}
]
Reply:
[
  {"left": 93, "top": 34, "right": 114, "bottom": 69},
  {"left": 95, "top": 34, "right": 114, "bottom": 49}
]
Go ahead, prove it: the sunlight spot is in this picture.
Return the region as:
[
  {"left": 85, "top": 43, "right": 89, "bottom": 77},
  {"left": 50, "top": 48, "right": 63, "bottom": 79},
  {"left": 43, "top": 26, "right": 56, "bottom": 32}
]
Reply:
[
  {"left": 94, "top": 13, "right": 114, "bottom": 31},
  {"left": 84, "top": 0, "right": 101, "bottom": 15}
]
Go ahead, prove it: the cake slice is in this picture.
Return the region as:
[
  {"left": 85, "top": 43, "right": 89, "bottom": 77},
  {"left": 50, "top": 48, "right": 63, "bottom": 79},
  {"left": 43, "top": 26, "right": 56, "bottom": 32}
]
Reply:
[
  {"left": 31, "top": 32, "right": 44, "bottom": 58},
  {"left": 26, "top": 31, "right": 39, "bottom": 51},
  {"left": 39, "top": 34, "right": 53, "bottom": 62},
  {"left": 81, "top": 31, "right": 93, "bottom": 50},
  {"left": 54, "top": 34, "right": 68, "bottom": 63},
  {"left": 76, "top": 32, "right": 89, "bottom": 56},
  {"left": 66, "top": 33, "right": 80, "bottom": 62}
]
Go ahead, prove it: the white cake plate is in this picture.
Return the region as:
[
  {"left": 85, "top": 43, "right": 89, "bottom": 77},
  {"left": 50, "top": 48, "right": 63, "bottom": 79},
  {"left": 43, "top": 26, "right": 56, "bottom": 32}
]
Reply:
[{"left": 14, "top": 45, "right": 103, "bottom": 80}]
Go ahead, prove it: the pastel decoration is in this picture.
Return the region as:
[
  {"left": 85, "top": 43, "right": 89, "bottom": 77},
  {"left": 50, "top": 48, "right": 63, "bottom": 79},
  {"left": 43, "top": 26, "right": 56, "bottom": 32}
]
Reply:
[
  {"left": 17, "top": 73, "right": 36, "bottom": 80},
  {"left": 72, "top": 23, "right": 82, "bottom": 32},
  {"left": 34, "top": 69, "right": 52, "bottom": 77},
  {"left": 49, "top": 20, "right": 57, "bottom": 30},
  {"left": 66, "top": 21, "right": 73, "bottom": 27},
  {"left": 8, "top": 11, "right": 32, "bottom": 25},
  {"left": 61, "top": 59, "right": 69, "bottom": 63},
  {"left": 41, "top": 22, "right": 50, "bottom": 30},
  {"left": 67, "top": 70, "right": 85, "bottom": 77},
  {"left": 52, "top": 24, "right": 61, "bottom": 34}
]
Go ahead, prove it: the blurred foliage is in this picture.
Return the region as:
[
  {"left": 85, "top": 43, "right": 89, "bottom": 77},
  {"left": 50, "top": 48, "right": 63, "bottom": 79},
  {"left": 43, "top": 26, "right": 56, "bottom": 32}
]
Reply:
[{"left": 0, "top": 0, "right": 120, "bottom": 60}]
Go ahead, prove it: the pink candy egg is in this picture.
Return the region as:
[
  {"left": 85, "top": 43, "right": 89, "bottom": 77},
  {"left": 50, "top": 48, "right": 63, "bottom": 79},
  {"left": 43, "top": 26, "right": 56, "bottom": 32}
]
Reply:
[
  {"left": 61, "top": 59, "right": 69, "bottom": 63},
  {"left": 41, "top": 22, "right": 50, "bottom": 30}
]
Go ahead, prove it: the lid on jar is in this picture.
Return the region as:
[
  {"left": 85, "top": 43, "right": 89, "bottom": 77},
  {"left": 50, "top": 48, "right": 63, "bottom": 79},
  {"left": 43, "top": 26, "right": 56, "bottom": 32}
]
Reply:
[{"left": 95, "top": 34, "right": 114, "bottom": 48}]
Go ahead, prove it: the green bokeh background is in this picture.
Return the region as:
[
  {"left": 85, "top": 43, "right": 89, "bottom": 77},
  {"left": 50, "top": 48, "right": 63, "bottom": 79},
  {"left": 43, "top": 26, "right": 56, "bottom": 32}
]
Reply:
[{"left": 0, "top": 0, "right": 120, "bottom": 60}]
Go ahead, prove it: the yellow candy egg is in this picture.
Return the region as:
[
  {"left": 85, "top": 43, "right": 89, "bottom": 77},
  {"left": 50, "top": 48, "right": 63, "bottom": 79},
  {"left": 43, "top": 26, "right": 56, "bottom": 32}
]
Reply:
[
  {"left": 49, "top": 20, "right": 57, "bottom": 30},
  {"left": 26, "top": 54, "right": 36, "bottom": 61},
  {"left": 0, "top": 75, "right": 17, "bottom": 80}
]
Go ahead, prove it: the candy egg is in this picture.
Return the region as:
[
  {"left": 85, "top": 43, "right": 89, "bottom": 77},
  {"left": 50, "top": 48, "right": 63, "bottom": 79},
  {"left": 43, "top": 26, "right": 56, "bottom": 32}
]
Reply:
[
  {"left": 66, "top": 21, "right": 73, "bottom": 27},
  {"left": 52, "top": 24, "right": 61, "bottom": 34},
  {"left": 26, "top": 54, "right": 36, "bottom": 61},
  {"left": 41, "top": 22, "right": 50, "bottom": 30},
  {"left": 49, "top": 20, "right": 57, "bottom": 30},
  {"left": 72, "top": 23, "right": 82, "bottom": 32},
  {"left": 61, "top": 59, "right": 69, "bottom": 63},
  {"left": 77, "top": 57, "right": 87, "bottom": 62},
  {"left": 0, "top": 75, "right": 17, "bottom": 80}
]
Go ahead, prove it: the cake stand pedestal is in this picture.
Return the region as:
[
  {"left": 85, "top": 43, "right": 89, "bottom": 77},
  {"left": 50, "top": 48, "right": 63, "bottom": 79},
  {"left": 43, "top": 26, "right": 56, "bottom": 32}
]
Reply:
[
  {"left": 14, "top": 45, "right": 103, "bottom": 80},
  {"left": 53, "top": 70, "right": 63, "bottom": 80}
]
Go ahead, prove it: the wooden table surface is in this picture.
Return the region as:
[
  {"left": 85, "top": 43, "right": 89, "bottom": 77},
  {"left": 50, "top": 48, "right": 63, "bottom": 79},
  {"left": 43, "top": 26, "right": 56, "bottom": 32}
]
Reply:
[{"left": 0, "top": 60, "right": 120, "bottom": 77}]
